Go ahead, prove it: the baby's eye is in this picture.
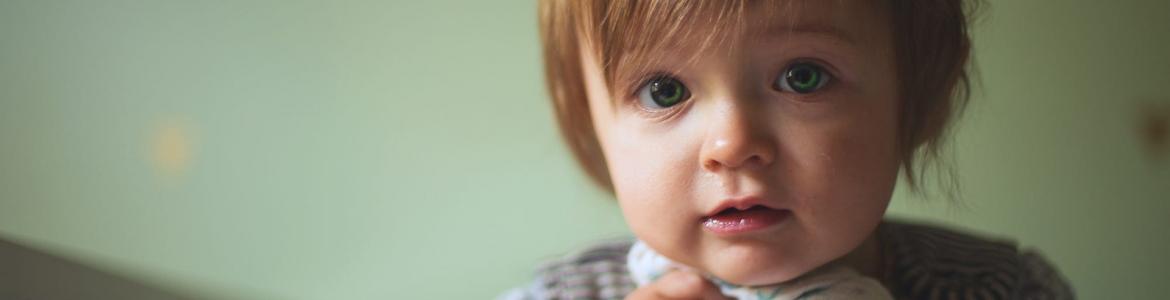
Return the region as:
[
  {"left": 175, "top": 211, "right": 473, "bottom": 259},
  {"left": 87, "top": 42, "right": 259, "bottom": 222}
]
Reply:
[
  {"left": 774, "top": 62, "right": 831, "bottom": 94},
  {"left": 637, "top": 75, "right": 690, "bottom": 109}
]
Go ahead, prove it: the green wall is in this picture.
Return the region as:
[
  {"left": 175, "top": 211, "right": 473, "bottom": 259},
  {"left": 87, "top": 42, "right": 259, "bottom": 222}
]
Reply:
[{"left": 0, "top": 0, "right": 1166, "bottom": 299}]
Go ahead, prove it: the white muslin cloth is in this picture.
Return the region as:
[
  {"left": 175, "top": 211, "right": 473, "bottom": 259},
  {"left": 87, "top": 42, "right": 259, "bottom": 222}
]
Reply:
[{"left": 626, "top": 241, "right": 892, "bottom": 300}]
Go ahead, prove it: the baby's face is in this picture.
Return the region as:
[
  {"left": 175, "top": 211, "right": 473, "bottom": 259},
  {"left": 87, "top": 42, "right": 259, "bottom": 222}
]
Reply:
[{"left": 582, "top": 1, "right": 900, "bottom": 285}]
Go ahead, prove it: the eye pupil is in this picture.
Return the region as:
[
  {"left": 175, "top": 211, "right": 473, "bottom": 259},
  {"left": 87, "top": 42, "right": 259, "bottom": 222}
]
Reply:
[
  {"left": 781, "top": 63, "right": 828, "bottom": 94},
  {"left": 649, "top": 77, "right": 687, "bottom": 107}
]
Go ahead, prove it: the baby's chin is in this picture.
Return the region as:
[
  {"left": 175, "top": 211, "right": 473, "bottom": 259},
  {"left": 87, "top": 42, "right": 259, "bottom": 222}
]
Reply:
[{"left": 698, "top": 242, "right": 820, "bottom": 286}]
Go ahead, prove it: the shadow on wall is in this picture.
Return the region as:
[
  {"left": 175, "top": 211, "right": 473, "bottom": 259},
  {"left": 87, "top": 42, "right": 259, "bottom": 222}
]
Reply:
[{"left": 0, "top": 236, "right": 196, "bottom": 300}]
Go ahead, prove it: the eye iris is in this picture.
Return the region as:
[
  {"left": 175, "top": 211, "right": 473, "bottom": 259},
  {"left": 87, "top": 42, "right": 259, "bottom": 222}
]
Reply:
[
  {"left": 649, "top": 78, "right": 686, "bottom": 107},
  {"left": 785, "top": 64, "right": 824, "bottom": 93}
]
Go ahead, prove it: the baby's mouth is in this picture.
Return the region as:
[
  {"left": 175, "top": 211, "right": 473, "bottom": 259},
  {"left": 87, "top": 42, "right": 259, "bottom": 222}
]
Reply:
[{"left": 701, "top": 205, "right": 792, "bottom": 235}]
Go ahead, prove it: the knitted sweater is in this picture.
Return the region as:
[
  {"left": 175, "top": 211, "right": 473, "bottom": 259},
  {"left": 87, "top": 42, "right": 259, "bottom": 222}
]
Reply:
[{"left": 503, "top": 220, "right": 1074, "bottom": 300}]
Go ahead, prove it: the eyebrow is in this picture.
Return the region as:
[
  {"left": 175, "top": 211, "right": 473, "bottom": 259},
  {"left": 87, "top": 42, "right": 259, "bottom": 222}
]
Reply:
[{"left": 763, "top": 23, "right": 856, "bottom": 45}]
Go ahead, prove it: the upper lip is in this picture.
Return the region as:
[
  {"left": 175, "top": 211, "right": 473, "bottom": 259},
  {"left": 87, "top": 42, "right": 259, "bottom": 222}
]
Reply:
[{"left": 704, "top": 196, "right": 780, "bottom": 217}]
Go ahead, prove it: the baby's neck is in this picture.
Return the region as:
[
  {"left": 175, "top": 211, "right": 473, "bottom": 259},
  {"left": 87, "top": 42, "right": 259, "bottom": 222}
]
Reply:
[{"left": 834, "top": 232, "right": 885, "bottom": 283}]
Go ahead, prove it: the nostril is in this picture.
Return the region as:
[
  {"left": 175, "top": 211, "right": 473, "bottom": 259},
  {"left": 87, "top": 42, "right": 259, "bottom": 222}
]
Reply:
[
  {"left": 704, "top": 155, "right": 766, "bottom": 172},
  {"left": 746, "top": 155, "right": 765, "bottom": 165},
  {"left": 703, "top": 159, "right": 721, "bottom": 171}
]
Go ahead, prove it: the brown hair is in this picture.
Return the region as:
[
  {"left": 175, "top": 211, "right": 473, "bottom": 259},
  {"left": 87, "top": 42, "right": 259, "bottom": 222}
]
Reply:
[{"left": 538, "top": 0, "right": 978, "bottom": 195}]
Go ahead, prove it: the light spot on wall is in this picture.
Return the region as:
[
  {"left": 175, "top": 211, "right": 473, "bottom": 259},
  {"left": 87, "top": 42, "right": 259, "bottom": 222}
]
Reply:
[{"left": 150, "top": 118, "right": 196, "bottom": 177}]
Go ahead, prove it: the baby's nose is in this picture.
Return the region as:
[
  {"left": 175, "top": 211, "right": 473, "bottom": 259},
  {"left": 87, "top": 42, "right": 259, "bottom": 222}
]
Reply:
[{"left": 698, "top": 103, "right": 777, "bottom": 172}]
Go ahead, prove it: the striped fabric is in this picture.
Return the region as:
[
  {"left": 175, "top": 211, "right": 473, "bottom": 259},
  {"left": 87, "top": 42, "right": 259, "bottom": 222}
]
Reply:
[
  {"left": 502, "top": 220, "right": 1074, "bottom": 300},
  {"left": 878, "top": 222, "right": 1073, "bottom": 300}
]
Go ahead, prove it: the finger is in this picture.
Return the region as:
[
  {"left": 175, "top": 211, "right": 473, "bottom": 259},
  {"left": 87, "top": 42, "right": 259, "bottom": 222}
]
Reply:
[{"left": 624, "top": 285, "right": 658, "bottom": 300}]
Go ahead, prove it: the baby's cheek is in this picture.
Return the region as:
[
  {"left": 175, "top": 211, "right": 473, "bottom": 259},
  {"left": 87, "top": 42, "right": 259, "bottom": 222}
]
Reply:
[
  {"left": 804, "top": 130, "right": 897, "bottom": 258},
  {"left": 605, "top": 124, "right": 695, "bottom": 207},
  {"left": 605, "top": 133, "right": 703, "bottom": 258},
  {"left": 609, "top": 149, "right": 688, "bottom": 219}
]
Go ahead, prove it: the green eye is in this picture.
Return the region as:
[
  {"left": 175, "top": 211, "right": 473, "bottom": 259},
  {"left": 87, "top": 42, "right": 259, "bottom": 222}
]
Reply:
[
  {"left": 638, "top": 76, "right": 690, "bottom": 109},
  {"left": 775, "top": 62, "right": 831, "bottom": 94}
]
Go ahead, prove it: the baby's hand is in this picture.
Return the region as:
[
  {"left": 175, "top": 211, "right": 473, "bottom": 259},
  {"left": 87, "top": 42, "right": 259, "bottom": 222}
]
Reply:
[{"left": 626, "top": 270, "right": 731, "bottom": 300}]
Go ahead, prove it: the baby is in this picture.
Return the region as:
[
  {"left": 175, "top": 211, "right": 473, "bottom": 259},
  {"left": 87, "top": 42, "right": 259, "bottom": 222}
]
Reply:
[{"left": 507, "top": 0, "right": 1073, "bottom": 299}]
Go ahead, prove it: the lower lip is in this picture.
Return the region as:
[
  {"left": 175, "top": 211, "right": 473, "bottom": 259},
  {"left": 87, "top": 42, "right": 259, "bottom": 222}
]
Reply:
[{"left": 701, "top": 208, "right": 792, "bottom": 235}]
